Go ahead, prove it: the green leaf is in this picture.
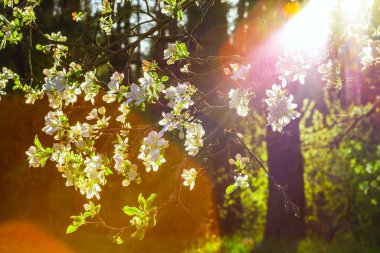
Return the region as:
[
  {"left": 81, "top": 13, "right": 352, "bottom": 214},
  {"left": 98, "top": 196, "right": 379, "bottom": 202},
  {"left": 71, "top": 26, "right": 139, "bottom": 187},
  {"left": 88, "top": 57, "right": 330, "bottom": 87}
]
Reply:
[
  {"left": 36, "top": 44, "right": 43, "bottom": 51},
  {"left": 112, "top": 235, "right": 124, "bottom": 244},
  {"left": 138, "top": 193, "right": 145, "bottom": 208},
  {"left": 161, "top": 75, "right": 169, "bottom": 82},
  {"left": 66, "top": 224, "right": 78, "bottom": 234},
  {"left": 146, "top": 193, "right": 157, "bottom": 209},
  {"left": 39, "top": 156, "right": 49, "bottom": 167},
  {"left": 83, "top": 211, "right": 92, "bottom": 218},
  {"left": 226, "top": 184, "right": 237, "bottom": 195},
  {"left": 122, "top": 206, "right": 141, "bottom": 216},
  {"left": 34, "top": 135, "right": 44, "bottom": 151}
]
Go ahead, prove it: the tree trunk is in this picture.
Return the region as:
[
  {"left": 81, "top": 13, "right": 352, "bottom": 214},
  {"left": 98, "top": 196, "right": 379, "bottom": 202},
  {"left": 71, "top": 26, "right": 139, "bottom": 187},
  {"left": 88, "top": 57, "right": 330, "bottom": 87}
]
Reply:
[
  {"left": 264, "top": 119, "right": 306, "bottom": 241},
  {"left": 186, "top": 1, "right": 244, "bottom": 235}
]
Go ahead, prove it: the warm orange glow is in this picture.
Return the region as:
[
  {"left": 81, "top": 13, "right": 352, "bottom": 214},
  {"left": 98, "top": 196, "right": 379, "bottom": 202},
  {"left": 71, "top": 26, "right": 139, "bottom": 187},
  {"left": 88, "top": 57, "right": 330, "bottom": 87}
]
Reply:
[
  {"left": 284, "top": 2, "right": 301, "bottom": 17},
  {"left": 0, "top": 221, "right": 75, "bottom": 253}
]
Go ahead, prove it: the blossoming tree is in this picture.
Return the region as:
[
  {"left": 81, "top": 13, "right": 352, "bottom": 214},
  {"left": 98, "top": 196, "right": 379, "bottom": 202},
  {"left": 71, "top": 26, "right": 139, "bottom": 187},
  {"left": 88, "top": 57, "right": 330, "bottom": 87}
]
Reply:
[{"left": 1, "top": 0, "right": 379, "bottom": 244}]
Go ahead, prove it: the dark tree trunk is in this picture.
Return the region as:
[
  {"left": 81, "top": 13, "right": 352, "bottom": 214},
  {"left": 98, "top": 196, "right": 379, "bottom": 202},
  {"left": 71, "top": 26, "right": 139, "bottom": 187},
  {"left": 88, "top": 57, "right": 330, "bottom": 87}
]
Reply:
[
  {"left": 186, "top": 1, "right": 244, "bottom": 235},
  {"left": 264, "top": 119, "right": 306, "bottom": 242},
  {"left": 207, "top": 131, "right": 245, "bottom": 235}
]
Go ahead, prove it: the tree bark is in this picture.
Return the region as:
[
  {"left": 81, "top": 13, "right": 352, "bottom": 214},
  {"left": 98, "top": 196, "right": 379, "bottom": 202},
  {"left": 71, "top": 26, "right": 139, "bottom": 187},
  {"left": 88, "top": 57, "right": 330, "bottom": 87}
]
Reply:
[{"left": 264, "top": 119, "right": 306, "bottom": 241}]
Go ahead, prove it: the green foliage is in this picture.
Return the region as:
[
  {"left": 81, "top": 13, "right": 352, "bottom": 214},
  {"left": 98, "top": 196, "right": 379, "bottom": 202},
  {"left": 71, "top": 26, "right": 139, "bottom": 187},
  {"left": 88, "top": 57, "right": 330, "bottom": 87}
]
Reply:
[
  {"left": 301, "top": 94, "right": 380, "bottom": 243},
  {"left": 123, "top": 193, "right": 158, "bottom": 240},
  {"left": 165, "top": 41, "right": 189, "bottom": 65},
  {"left": 67, "top": 201, "right": 101, "bottom": 234},
  {"left": 161, "top": 0, "right": 186, "bottom": 21},
  {"left": 296, "top": 236, "right": 380, "bottom": 253},
  {"left": 226, "top": 184, "right": 237, "bottom": 194},
  {"left": 183, "top": 234, "right": 253, "bottom": 253},
  {"left": 0, "top": 1, "right": 39, "bottom": 49}
]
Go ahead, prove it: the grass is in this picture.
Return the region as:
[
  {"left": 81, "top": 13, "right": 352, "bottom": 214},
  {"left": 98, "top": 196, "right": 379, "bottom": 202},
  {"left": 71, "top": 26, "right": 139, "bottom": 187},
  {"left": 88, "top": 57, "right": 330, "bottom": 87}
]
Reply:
[{"left": 182, "top": 234, "right": 380, "bottom": 253}]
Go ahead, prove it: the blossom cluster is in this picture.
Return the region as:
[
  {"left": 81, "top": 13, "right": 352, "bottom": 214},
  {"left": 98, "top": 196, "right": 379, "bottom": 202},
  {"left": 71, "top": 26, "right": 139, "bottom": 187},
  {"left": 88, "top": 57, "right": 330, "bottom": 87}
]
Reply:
[
  {"left": 163, "top": 42, "right": 189, "bottom": 65},
  {"left": 138, "top": 131, "right": 169, "bottom": 172},
  {"left": 160, "top": 0, "right": 185, "bottom": 22},
  {"left": 317, "top": 59, "right": 343, "bottom": 89},
  {"left": 181, "top": 168, "right": 197, "bottom": 190},
  {"left": 265, "top": 83, "right": 300, "bottom": 132},
  {"left": 226, "top": 154, "right": 250, "bottom": 194},
  {"left": 159, "top": 82, "right": 195, "bottom": 133},
  {"left": 184, "top": 122, "right": 205, "bottom": 156},
  {"left": 224, "top": 63, "right": 251, "bottom": 81},
  {"left": 113, "top": 135, "right": 140, "bottom": 186},
  {"left": 276, "top": 51, "right": 311, "bottom": 85},
  {"left": 159, "top": 82, "right": 205, "bottom": 156},
  {"left": 228, "top": 88, "right": 252, "bottom": 117},
  {"left": 0, "top": 67, "right": 20, "bottom": 98}
]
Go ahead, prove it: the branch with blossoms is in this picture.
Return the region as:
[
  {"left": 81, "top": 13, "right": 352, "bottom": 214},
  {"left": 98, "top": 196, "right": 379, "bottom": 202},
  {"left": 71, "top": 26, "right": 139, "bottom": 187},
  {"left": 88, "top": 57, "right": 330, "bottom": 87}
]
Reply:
[{"left": 2, "top": 0, "right": 380, "bottom": 244}]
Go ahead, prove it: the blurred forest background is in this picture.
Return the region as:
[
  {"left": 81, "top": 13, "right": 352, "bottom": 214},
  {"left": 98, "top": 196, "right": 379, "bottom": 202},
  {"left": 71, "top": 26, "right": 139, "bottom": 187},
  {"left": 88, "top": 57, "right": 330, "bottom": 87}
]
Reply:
[{"left": 0, "top": 0, "right": 380, "bottom": 252}]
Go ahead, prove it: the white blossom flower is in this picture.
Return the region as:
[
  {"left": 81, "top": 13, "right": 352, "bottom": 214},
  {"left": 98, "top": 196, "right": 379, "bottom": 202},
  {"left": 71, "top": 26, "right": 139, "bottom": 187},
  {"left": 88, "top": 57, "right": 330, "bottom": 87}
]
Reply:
[
  {"left": 159, "top": 112, "right": 178, "bottom": 132},
  {"left": 50, "top": 143, "right": 71, "bottom": 167},
  {"left": 138, "top": 72, "right": 155, "bottom": 90},
  {"left": 42, "top": 110, "right": 65, "bottom": 135},
  {"left": 228, "top": 88, "right": 252, "bottom": 117},
  {"left": 68, "top": 122, "right": 94, "bottom": 147},
  {"left": 0, "top": 68, "right": 16, "bottom": 88},
  {"left": 84, "top": 156, "right": 105, "bottom": 184},
  {"left": 234, "top": 174, "right": 249, "bottom": 189},
  {"left": 137, "top": 72, "right": 164, "bottom": 101},
  {"left": 229, "top": 153, "right": 250, "bottom": 169},
  {"left": 102, "top": 71, "right": 124, "bottom": 103},
  {"left": 122, "top": 166, "right": 140, "bottom": 187},
  {"left": 81, "top": 182, "right": 102, "bottom": 200},
  {"left": 225, "top": 63, "right": 251, "bottom": 81},
  {"left": 43, "top": 71, "right": 66, "bottom": 92},
  {"left": 62, "top": 169, "right": 75, "bottom": 187},
  {"left": 83, "top": 155, "right": 107, "bottom": 199},
  {"left": 81, "top": 71, "right": 100, "bottom": 104},
  {"left": 125, "top": 83, "right": 146, "bottom": 105},
  {"left": 265, "top": 84, "right": 300, "bottom": 132},
  {"left": 26, "top": 146, "right": 40, "bottom": 167},
  {"left": 63, "top": 85, "right": 81, "bottom": 105},
  {"left": 138, "top": 131, "right": 169, "bottom": 172},
  {"left": 163, "top": 42, "right": 188, "bottom": 64},
  {"left": 184, "top": 122, "right": 205, "bottom": 156},
  {"left": 276, "top": 52, "right": 311, "bottom": 85},
  {"left": 42, "top": 70, "right": 68, "bottom": 108},
  {"left": 317, "top": 59, "right": 342, "bottom": 89},
  {"left": 116, "top": 102, "right": 130, "bottom": 124},
  {"left": 163, "top": 86, "right": 177, "bottom": 101},
  {"left": 164, "top": 43, "right": 177, "bottom": 64},
  {"left": 108, "top": 72, "right": 124, "bottom": 91},
  {"left": 359, "top": 42, "right": 380, "bottom": 70},
  {"left": 360, "top": 45, "right": 374, "bottom": 69},
  {"left": 25, "top": 88, "right": 44, "bottom": 104},
  {"left": 86, "top": 108, "right": 98, "bottom": 121},
  {"left": 163, "top": 82, "right": 195, "bottom": 115},
  {"left": 113, "top": 136, "right": 129, "bottom": 174},
  {"left": 181, "top": 168, "right": 197, "bottom": 190}
]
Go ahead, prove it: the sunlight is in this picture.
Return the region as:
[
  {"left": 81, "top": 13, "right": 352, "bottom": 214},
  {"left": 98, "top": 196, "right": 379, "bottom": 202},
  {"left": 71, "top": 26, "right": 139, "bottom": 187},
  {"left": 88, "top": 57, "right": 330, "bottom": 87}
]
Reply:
[
  {"left": 340, "top": 0, "right": 373, "bottom": 21},
  {"left": 278, "top": 0, "right": 374, "bottom": 53},
  {"left": 278, "top": 0, "right": 334, "bottom": 53}
]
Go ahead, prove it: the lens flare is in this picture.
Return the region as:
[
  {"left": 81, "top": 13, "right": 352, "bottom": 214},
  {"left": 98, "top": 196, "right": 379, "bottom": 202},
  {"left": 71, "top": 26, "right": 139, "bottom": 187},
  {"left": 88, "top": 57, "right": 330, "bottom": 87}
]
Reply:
[{"left": 279, "top": 0, "right": 334, "bottom": 53}]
